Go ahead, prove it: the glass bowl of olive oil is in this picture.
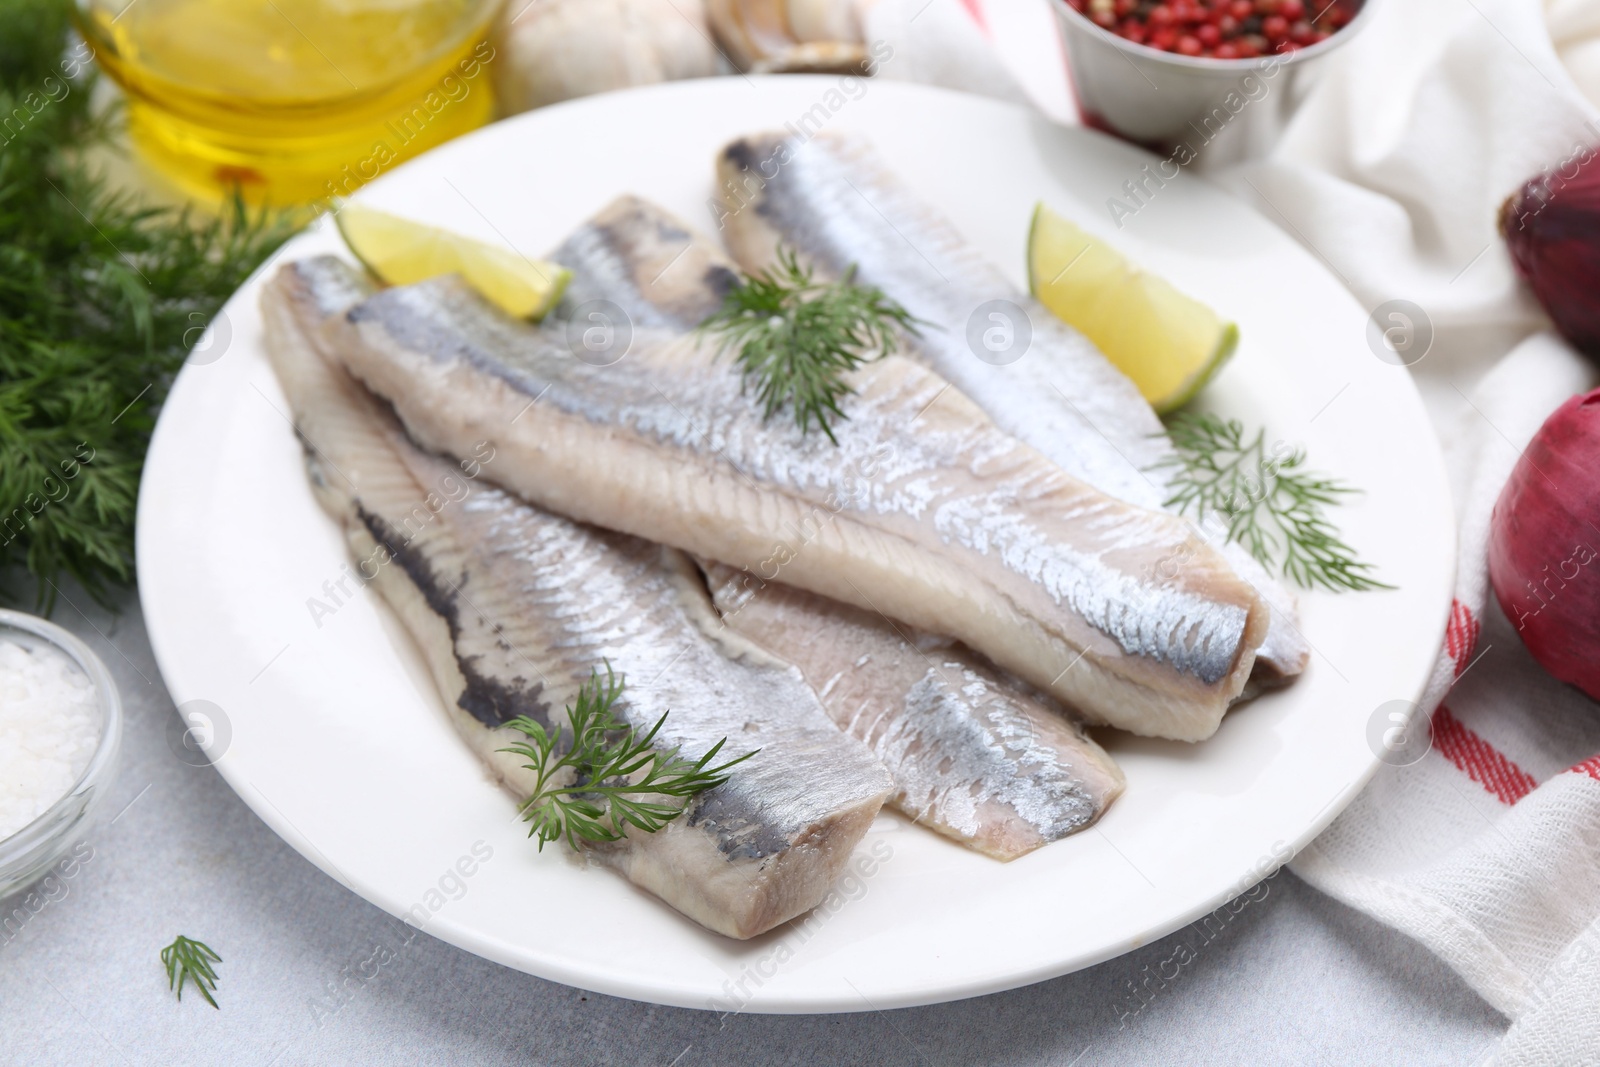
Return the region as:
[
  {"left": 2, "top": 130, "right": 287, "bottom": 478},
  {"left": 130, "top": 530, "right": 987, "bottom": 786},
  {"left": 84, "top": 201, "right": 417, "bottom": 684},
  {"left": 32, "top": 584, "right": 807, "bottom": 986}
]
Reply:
[{"left": 75, "top": 0, "right": 501, "bottom": 206}]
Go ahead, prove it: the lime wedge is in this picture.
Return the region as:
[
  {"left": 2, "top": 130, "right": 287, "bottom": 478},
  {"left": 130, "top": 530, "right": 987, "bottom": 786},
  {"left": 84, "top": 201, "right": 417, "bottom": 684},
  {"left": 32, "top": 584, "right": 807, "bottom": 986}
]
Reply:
[
  {"left": 1027, "top": 203, "right": 1237, "bottom": 413},
  {"left": 335, "top": 203, "right": 571, "bottom": 320}
]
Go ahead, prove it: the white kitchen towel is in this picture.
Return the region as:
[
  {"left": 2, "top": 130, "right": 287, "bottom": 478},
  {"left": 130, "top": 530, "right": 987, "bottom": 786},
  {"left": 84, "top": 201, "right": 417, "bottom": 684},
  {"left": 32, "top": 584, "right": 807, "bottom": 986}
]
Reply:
[{"left": 954, "top": 0, "right": 1600, "bottom": 1062}]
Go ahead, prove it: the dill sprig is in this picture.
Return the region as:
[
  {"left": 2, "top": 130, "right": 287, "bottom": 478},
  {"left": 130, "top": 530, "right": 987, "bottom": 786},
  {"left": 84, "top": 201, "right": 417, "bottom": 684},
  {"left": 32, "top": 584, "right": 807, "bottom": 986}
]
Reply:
[
  {"left": 499, "top": 666, "right": 757, "bottom": 853},
  {"left": 1151, "top": 412, "right": 1390, "bottom": 593},
  {"left": 697, "top": 246, "right": 923, "bottom": 444},
  {"left": 160, "top": 935, "right": 223, "bottom": 1008},
  {"left": 0, "top": 0, "right": 293, "bottom": 609}
]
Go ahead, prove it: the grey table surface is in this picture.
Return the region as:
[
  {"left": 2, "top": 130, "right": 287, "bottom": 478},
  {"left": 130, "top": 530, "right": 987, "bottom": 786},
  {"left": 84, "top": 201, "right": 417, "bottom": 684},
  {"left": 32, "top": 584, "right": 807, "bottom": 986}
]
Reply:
[{"left": 0, "top": 585, "right": 1507, "bottom": 1066}]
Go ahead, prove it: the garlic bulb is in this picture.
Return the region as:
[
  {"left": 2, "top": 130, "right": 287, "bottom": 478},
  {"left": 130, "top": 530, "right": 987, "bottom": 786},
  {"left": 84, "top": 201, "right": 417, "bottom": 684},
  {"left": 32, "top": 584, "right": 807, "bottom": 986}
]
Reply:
[
  {"left": 788, "top": 0, "right": 861, "bottom": 43},
  {"left": 493, "top": 0, "right": 720, "bottom": 115},
  {"left": 706, "top": 0, "right": 867, "bottom": 74}
]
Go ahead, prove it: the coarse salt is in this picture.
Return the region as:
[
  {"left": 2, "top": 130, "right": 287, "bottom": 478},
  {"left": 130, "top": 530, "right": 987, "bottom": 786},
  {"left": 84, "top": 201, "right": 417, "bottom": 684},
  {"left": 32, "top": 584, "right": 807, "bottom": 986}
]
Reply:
[{"left": 0, "top": 638, "right": 101, "bottom": 842}]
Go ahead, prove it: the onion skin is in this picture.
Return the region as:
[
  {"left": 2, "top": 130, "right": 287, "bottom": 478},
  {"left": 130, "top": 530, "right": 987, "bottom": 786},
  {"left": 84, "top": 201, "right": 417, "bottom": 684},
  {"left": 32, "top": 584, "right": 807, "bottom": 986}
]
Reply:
[
  {"left": 1487, "top": 387, "right": 1600, "bottom": 701},
  {"left": 1500, "top": 150, "right": 1600, "bottom": 360}
]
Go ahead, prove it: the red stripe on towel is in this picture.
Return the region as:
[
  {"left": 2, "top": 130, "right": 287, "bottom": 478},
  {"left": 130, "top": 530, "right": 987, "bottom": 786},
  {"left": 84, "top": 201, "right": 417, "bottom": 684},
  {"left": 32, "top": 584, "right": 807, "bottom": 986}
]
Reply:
[
  {"left": 1444, "top": 599, "right": 1481, "bottom": 677},
  {"left": 1431, "top": 705, "right": 1537, "bottom": 805},
  {"left": 958, "top": 0, "right": 988, "bottom": 30},
  {"left": 1568, "top": 755, "right": 1600, "bottom": 782}
]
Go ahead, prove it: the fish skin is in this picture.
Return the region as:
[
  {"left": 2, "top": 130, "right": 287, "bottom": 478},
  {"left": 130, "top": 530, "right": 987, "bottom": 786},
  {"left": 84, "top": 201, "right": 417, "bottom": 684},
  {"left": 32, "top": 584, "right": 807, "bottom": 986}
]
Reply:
[
  {"left": 714, "top": 131, "right": 1310, "bottom": 683},
  {"left": 551, "top": 194, "right": 739, "bottom": 332},
  {"left": 554, "top": 196, "right": 1126, "bottom": 855},
  {"left": 323, "top": 259, "right": 1268, "bottom": 741},
  {"left": 262, "top": 256, "right": 892, "bottom": 939},
  {"left": 704, "top": 561, "right": 1125, "bottom": 860}
]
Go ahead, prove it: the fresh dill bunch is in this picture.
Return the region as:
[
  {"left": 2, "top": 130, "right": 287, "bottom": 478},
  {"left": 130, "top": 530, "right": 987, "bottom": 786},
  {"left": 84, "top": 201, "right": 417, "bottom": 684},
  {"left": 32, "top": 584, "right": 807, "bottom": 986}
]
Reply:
[
  {"left": 1151, "top": 412, "right": 1390, "bottom": 593},
  {"left": 697, "top": 246, "right": 923, "bottom": 444},
  {"left": 160, "top": 935, "right": 223, "bottom": 1008},
  {"left": 0, "top": 0, "right": 293, "bottom": 610},
  {"left": 499, "top": 665, "right": 757, "bottom": 853}
]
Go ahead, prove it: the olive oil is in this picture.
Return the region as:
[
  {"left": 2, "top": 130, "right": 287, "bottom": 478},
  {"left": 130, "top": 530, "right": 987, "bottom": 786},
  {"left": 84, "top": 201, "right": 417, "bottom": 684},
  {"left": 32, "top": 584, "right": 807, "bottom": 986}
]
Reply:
[{"left": 77, "top": 0, "right": 499, "bottom": 204}]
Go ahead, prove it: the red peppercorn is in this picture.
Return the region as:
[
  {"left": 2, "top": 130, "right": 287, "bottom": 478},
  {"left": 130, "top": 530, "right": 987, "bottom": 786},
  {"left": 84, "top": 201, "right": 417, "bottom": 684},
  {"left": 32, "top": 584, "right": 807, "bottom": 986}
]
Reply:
[{"left": 1091, "top": 0, "right": 1351, "bottom": 55}]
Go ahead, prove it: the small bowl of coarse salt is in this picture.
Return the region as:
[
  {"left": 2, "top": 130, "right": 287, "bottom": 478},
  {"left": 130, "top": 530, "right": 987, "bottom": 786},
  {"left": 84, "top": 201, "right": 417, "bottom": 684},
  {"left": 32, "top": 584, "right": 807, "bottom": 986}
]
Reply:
[{"left": 0, "top": 608, "right": 121, "bottom": 898}]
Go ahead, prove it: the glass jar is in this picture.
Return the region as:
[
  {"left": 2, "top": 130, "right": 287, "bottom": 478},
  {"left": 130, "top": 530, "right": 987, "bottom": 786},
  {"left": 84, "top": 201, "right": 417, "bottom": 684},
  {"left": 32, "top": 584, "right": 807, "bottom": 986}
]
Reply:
[{"left": 74, "top": 0, "right": 503, "bottom": 205}]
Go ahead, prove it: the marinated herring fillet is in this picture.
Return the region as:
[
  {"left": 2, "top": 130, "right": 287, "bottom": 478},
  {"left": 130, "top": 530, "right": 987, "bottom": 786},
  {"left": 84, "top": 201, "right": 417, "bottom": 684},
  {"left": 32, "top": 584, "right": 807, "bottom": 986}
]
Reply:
[
  {"left": 554, "top": 195, "right": 1126, "bottom": 854},
  {"left": 714, "top": 131, "right": 1310, "bottom": 683},
  {"left": 704, "top": 562, "right": 1125, "bottom": 859},
  {"left": 262, "top": 256, "right": 892, "bottom": 939},
  {"left": 323, "top": 262, "right": 1269, "bottom": 741}
]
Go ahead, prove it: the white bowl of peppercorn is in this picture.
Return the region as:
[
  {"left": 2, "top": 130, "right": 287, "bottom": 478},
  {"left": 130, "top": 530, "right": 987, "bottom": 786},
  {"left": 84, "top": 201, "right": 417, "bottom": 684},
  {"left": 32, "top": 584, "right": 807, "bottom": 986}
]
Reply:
[{"left": 1053, "top": 0, "right": 1378, "bottom": 147}]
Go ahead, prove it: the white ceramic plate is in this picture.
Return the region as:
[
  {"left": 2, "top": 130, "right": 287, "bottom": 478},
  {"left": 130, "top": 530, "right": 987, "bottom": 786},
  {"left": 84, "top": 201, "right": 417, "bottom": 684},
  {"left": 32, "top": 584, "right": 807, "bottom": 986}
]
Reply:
[{"left": 137, "top": 78, "right": 1454, "bottom": 1013}]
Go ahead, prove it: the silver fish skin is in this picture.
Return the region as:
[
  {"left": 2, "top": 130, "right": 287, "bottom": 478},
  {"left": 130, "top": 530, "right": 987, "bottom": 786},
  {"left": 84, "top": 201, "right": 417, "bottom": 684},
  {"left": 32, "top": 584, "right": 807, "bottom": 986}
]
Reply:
[
  {"left": 262, "top": 256, "right": 892, "bottom": 940},
  {"left": 554, "top": 195, "right": 1126, "bottom": 855},
  {"left": 714, "top": 131, "right": 1310, "bottom": 683},
  {"left": 703, "top": 561, "right": 1125, "bottom": 860},
  {"left": 324, "top": 262, "right": 1268, "bottom": 741},
  {"left": 551, "top": 194, "right": 738, "bottom": 332}
]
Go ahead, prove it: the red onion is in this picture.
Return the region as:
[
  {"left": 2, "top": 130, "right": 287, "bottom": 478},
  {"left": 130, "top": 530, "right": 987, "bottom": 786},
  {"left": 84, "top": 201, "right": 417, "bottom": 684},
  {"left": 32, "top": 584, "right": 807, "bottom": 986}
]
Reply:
[
  {"left": 1487, "top": 387, "right": 1600, "bottom": 701},
  {"left": 1500, "top": 149, "right": 1600, "bottom": 360}
]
